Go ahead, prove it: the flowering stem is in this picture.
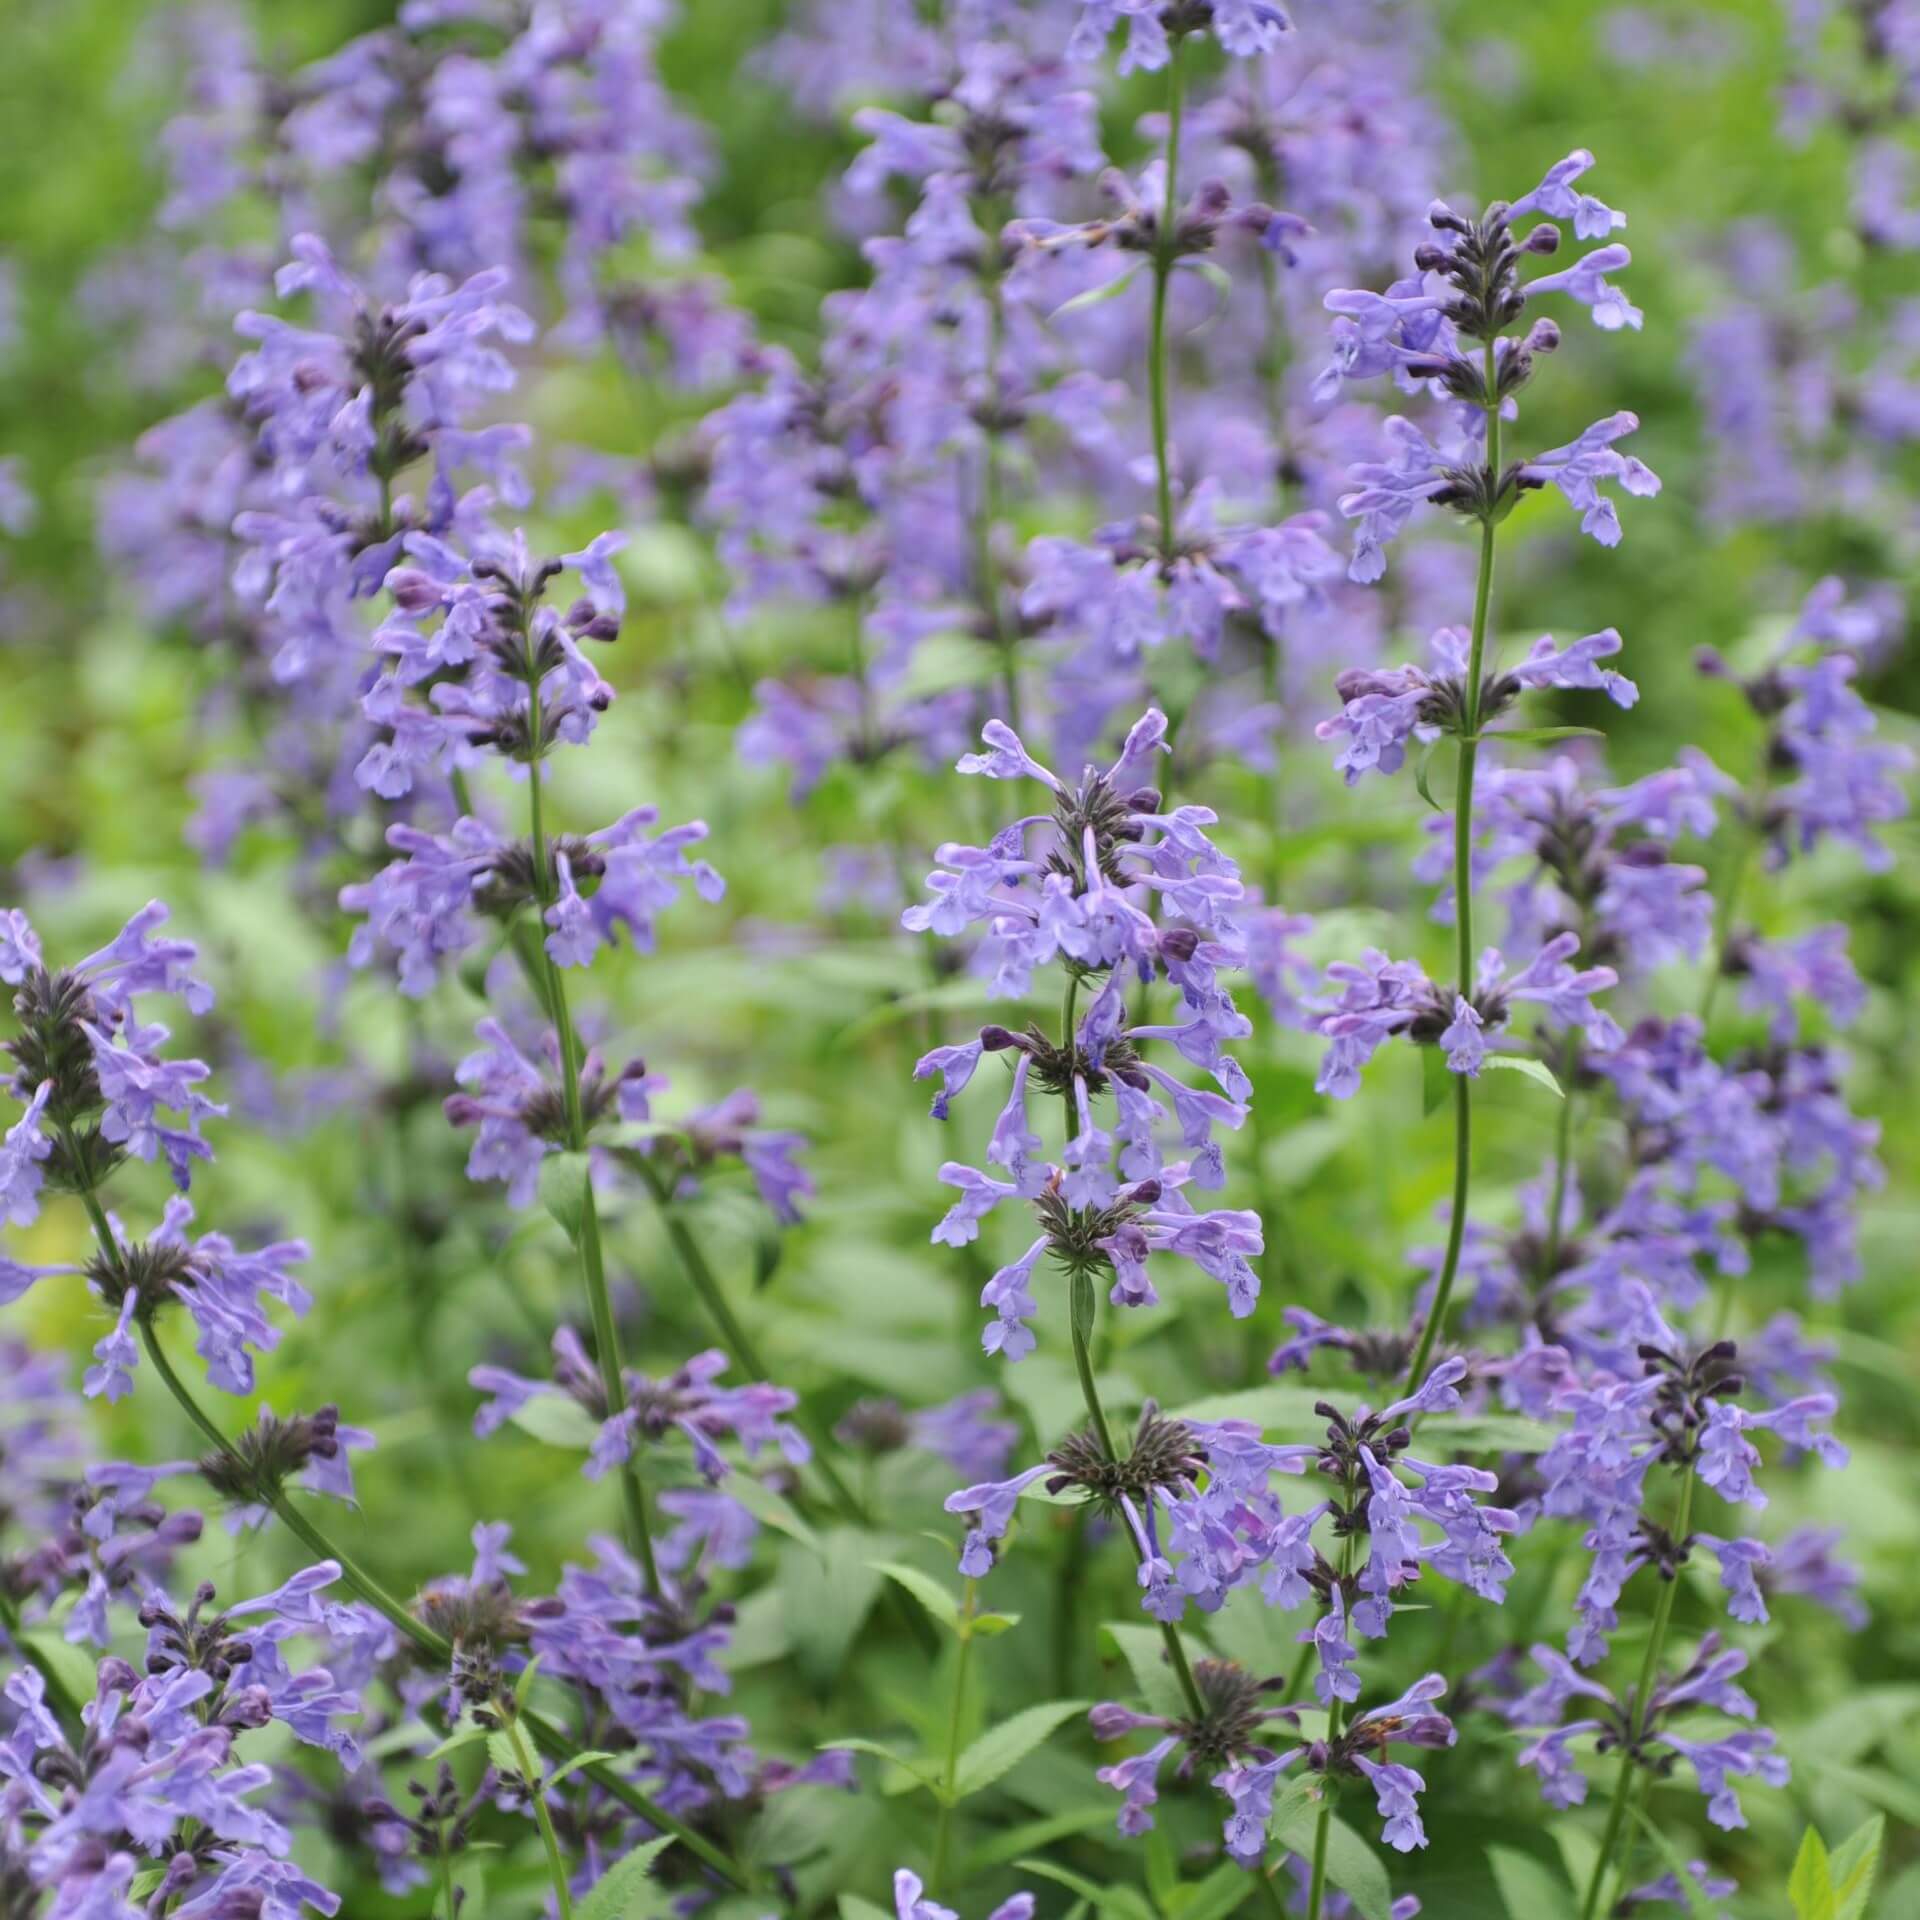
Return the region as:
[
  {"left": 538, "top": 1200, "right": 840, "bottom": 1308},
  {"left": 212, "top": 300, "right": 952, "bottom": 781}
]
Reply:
[
  {"left": 1403, "top": 339, "right": 1502, "bottom": 1392},
  {"left": 437, "top": 1839, "right": 458, "bottom": 1920},
  {"left": 53, "top": 1121, "right": 748, "bottom": 1888},
  {"left": 930, "top": 1579, "right": 978, "bottom": 1894},
  {"left": 507, "top": 1715, "right": 576, "bottom": 1920},
  {"left": 1305, "top": 1490, "right": 1359, "bottom": 1920},
  {"left": 1148, "top": 33, "right": 1188, "bottom": 562},
  {"left": 1578, "top": 1462, "right": 1699, "bottom": 1920},
  {"left": 975, "top": 218, "right": 1021, "bottom": 731},
  {"left": 126, "top": 1319, "right": 753, "bottom": 1891},
  {"left": 518, "top": 639, "right": 661, "bottom": 1596},
  {"left": 627, "top": 1152, "right": 872, "bottom": 1526},
  {"left": 1056, "top": 971, "right": 1204, "bottom": 1718}
]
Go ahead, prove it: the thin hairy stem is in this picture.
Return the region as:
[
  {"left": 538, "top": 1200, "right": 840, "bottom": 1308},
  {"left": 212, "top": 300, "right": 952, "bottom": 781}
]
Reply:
[
  {"left": 1304, "top": 1487, "right": 1359, "bottom": 1920},
  {"left": 1147, "top": 34, "right": 1188, "bottom": 563},
  {"left": 1578, "top": 1463, "right": 1698, "bottom": 1920},
  {"left": 930, "top": 1581, "right": 979, "bottom": 1894},
  {"left": 507, "top": 1715, "right": 576, "bottom": 1919},
  {"left": 518, "top": 629, "right": 660, "bottom": 1594},
  {"left": 1404, "top": 337, "right": 1501, "bottom": 1391}
]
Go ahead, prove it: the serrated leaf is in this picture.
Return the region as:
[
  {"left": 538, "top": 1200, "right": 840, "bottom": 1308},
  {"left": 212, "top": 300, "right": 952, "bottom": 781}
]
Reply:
[
  {"left": 952, "top": 1699, "right": 1087, "bottom": 1799},
  {"left": 1831, "top": 1815, "right": 1884, "bottom": 1920},
  {"left": 1422, "top": 1044, "right": 1451, "bottom": 1117},
  {"left": 1269, "top": 1777, "right": 1394, "bottom": 1920},
  {"left": 1790, "top": 1825, "right": 1836, "bottom": 1920},
  {"left": 488, "top": 1729, "right": 527, "bottom": 1783},
  {"left": 538, "top": 1150, "right": 592, "bottom": 1240},
  {"left": 1482, "top": 1054, "right": 1564, "bottom": 1097},
  {"left": 574, "top": 1836, "right": 676, "bottom": 1920},
  {"left": 1488, "top": 1845, "right": 1573, "bottom": 1920},
  {"left": 1051, "top": 268, "right": 1140, "bottom": 321},
  {"left": 507, "top": 1391, "right": 601, "bottom": 1450},
  {"left": 868, "top": 1560, "right": 960, "bottom": 1632}
]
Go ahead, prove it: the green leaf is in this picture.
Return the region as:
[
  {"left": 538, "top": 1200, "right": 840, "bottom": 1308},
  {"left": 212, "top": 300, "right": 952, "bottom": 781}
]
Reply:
[
  {"left": 972, "top": 1610, "right": 1022, "bottom": 1637},
  {"left": 1790, "top": 1825, "right": 1836, "bottom": 1920},
  {"left": 1830, "top": 1814, "right": 1885, "bottom": 1920},
  {"left": 1441, "top": 1413, "right": 1560, "bottom": 1453},
  {"left": 1051, "top": 268, "right": 1140, "bottom": 321},
  {"left": 841, "top": 1899, "right": 894, "bottom": 1920},
  {"left": 1482, "top": 1054, "right": 1564, "bottom": 1097},
  {"left": 488, "top": 1729, "right": 527, "bottom": 1784},
  {"left": 1179, "top": 258, "right": 1235, "bottom": 332},
  {"left": 545, "top": 1748, "right": 622, "bottom": 1791},
  {"left": 18, "top": 1631, "right": 97, "bottom": 1709},
  {"left": 1422, "top": 1043, "right": 1451, "bottom": 1117},
  {"left": 574, "top": 1836, "right": 677, "bottom": 1920},
  {"left": 1175, "top": 1860, "right": 1284, "bottom": 1920},
  {"left": 1016, "top": 1858, "right": 1158, "bottom": 1920},
  {"left": 506, "top": 1392, "right": 601, "bottom": 1450},
  {"left": 1269, "top": 1777, "right": 1394, "bottom": 1920},
  {"left": 1488, "top": 1845, "right": 1573, "bottom": 1920},
  {"left": 1626, "top": 1808, "right": 1716, "bottom": 1920},
  {"left": 538, "top": 1150, "right": 592, "bottom": 1241},
  {"left": 427, "top": 1717, "right": 491, "bottom": 1761},
  {"left": 729, "top": 1472, "right": 825, "bottom": 1558},
  {"left": 868, "top": 1560, "right": 961, "bottom": 1633},
  {"left": 1481, "top": 725, "right": 1606, "bottom": 745},
  {"left": 822, "top": 1736, "right": 946, "bottom": 1797},
  {"left": 952, "top": 1699, "right": 1088, "bottom": 1799},
  {"left": 1099, "top": 1622, "right": 1189, "bottom": 1718},
  {"left": 514, "top": 1654, "right": 544, "bottom": 1708},
  {"left": 1412, "top": 737, "right": 1451, "bottom": 813},
  {"left": 961, "top": 1805, "right": 1118, "bottom": 1875}
]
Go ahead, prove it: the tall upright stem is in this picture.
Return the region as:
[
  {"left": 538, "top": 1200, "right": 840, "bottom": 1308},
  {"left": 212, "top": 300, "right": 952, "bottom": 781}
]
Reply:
[
  {"left": 1057, "top": 975, "right": 1201, "bottom": 1720},
  {"left": 1403, "top": 338, "right": 1501, "bottom": 1392},
  {"left": 1578, "top": 1463, "right": 1699, "bottom": 1920},
  {"left": 507, "top": 1716, "right": 576, "bottom": 1920},
  {"left": 1304, "top": 1484, "right": 1358, "bottom": 1920},
  {"left": 1147, "top": 35, "right": 1188, "bottom": 562},
  {"left": 930, "top": 1580, "right": 978, "bottom": 1895},
  {"left": 519, "top": 628, "right": 659, "bottom": 1594}
]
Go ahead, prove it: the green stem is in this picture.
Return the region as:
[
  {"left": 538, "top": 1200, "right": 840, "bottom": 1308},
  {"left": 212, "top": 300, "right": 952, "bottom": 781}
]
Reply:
[
  {"left": 1578, "top": 1464, "right": 1698, "bottom": 1920},
  {"left": 1147, "top": 35, "right": 1188, "bottom": 562},
  {"left": 438, "top": 1839, "right": 459, "bottom": 1920},
  {"left": 930, "top": 1582, "right": 978, "bottom": 1895},
  {"left": 507, "top": 1716, "right": 576, "bottom": 1920},
  {"left": 1403, "top": 339, "right": 1501, "bottom": 1393},
  {"left": 519, "top": 629, "right": 660, "bottom": 1595},
  {"left": 128, "top": 1319, "right": 749, "bottom": 1889},
  {"left": 628, "top": 1154, "right": 870, "bottom": 1524},
  {"left": 1305, "top": 1493, "right": 1358, "bottom": 1920}
]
